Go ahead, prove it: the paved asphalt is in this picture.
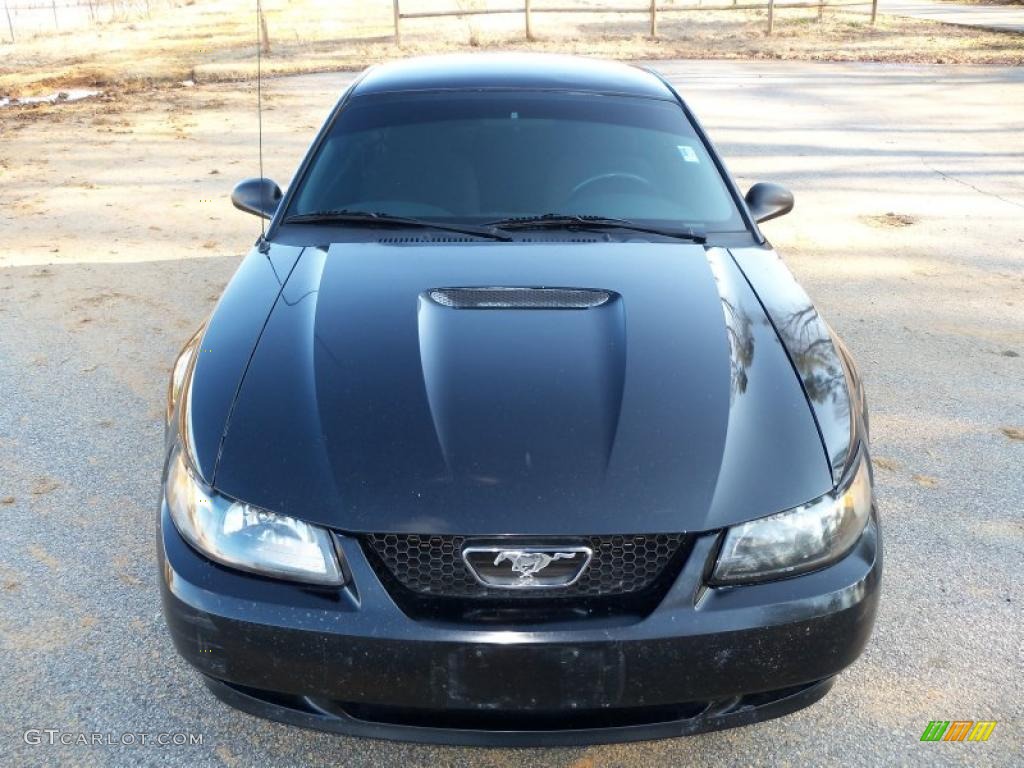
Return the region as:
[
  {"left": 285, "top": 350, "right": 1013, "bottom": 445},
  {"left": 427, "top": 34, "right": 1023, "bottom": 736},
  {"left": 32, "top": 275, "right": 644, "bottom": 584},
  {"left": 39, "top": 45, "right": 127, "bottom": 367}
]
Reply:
[
  {"left": 1, "top": 61, "right": 1022, "bottom": 766},
  {"left": 876, "top": 0, "right": 1024, "bottom": 33}
]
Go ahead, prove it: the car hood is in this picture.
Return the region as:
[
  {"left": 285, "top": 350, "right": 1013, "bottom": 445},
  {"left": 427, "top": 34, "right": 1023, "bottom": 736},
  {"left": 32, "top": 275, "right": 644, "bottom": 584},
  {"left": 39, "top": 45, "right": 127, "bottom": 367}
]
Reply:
[{"left": 213, "top": 242, "right": 832, "bottom": 535}]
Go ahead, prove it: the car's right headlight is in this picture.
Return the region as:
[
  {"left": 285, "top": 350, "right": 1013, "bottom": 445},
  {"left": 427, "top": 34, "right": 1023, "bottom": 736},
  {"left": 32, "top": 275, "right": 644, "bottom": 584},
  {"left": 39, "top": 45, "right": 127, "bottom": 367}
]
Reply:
[
  {"left": 165, "top": 446, "right": 346, "bottom": 586},
  {"left": 711, "top": 449, "right": 873, "bottom": 585}
]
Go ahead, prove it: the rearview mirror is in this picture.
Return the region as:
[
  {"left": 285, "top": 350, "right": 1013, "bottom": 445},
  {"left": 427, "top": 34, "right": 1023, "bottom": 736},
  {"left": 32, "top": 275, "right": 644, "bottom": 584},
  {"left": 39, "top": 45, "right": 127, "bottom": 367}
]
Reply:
[
  {"left": 744, "top": 182, "right": 794, "bottom": 224},
  {"left": 231, "top": 177, "right": 283, "bottom": 219}
]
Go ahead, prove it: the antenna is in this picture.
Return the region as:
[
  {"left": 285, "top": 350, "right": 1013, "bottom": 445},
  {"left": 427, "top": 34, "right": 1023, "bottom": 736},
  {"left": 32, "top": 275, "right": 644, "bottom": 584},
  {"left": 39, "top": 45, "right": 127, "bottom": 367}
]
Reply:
[{"left": 256, "top": 0, "right": 265, "bottom": 238}]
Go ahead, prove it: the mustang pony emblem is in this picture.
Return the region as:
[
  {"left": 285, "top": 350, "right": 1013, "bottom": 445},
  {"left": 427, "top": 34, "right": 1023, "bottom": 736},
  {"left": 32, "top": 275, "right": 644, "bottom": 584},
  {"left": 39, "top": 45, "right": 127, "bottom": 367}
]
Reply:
[
  {"left": 494, "top": 550, "right": 576, "bottom": 581},
  {"left": 462, "top": 545, "right": 592, "bottom": 588}
]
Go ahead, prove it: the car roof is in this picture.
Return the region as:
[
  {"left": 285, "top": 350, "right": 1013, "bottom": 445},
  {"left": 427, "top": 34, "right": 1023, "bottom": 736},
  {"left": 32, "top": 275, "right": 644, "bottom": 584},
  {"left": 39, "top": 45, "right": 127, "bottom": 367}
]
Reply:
[{"left": 350, "top": 54, "right": 675, "bottom": 100}]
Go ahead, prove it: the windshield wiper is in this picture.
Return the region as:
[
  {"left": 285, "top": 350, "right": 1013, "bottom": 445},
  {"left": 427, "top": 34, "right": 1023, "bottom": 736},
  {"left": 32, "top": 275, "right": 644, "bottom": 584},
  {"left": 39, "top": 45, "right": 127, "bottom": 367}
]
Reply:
[
  {"left": 488, "top": 213, "right": 706, "bottom": 243},
  {"left": 284, "top": 209, "right": 512, "bottom": 242}
]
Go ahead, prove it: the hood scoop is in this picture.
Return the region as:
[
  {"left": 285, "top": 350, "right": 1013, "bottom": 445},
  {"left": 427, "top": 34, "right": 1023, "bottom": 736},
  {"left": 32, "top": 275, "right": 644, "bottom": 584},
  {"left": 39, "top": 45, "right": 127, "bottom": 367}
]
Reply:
[{"left": 429, "top": 287, "right": 613, "bottom": 310}]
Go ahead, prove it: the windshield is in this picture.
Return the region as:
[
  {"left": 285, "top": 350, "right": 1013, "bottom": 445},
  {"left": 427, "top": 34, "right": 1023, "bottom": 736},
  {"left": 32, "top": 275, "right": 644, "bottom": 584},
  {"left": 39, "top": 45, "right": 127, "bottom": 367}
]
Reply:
[{"left": 287, "top": 90, "right": 745, "bottom": 232}]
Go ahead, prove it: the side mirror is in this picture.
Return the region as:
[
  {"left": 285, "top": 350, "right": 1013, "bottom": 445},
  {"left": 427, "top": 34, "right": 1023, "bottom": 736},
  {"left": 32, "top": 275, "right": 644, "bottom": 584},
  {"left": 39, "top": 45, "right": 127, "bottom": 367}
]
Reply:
[
  {"left": 744, "top": 182, "right": 794, "bottom": 224},
  {"left": 231, "top": 177, "right": 282, "bottom": 219}
]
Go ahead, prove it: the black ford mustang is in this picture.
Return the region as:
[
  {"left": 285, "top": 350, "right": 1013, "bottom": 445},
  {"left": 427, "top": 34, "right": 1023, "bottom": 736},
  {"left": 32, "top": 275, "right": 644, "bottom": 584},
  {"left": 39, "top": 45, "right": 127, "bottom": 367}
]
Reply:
[{"left": 159, "top": 54, "right": 880, "bottom": 745}]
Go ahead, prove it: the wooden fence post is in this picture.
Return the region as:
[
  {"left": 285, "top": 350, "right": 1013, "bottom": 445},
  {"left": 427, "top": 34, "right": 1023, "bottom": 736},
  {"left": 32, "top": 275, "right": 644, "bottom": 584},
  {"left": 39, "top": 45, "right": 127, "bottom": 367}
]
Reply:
[
  {"left": 870, "top": 0, "right": 878, "bottom": 23},
  {"left": 649, "top": 0, "right": 657, "bottom": 38},
  {"left": 393, "top": 0, "right": 401, "bottom": 45},
  {"left": 3, "top": 0, "right": 14, "bottom": 43},
  {"left": 525, "top": 0, "right": 533, "bottom": 40},
  {"left": 51, "top": 0, "right": 58, "bottom": 30},
  {"left": 767, "top": 0, "right": 775, "bottom": 35},
  {"left": 818, "top": 0, "right": 824, "bottom": 21},
  {"left": 259, "top": 7, "right": 270, "bottom": 54}
]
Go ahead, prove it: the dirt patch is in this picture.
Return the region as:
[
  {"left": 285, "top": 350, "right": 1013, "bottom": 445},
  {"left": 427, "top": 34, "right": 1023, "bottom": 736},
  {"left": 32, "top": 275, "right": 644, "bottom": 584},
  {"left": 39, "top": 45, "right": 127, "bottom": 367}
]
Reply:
[
  {"left": 1000, "top": 426, "right": 1024, "bottom": 440},
  {"left": 28, "top": 544, "right": 61, "bottom": 569},
  {"left": 912, "top": 474, "right": 940, "bottom": 487},
  {"left": 29, "top": 477, "right": 60, "bottom": 495},
  {"left": 214, "top": 745, "right": 242, "bottom": 768},
  {"left": 862, "top": 212, "right": 919, "bottom": 228},
  {"left": 0, "top": 616, "right": 77, "bottom": 652},
  {"left": 112, "top": 554, "right": 144, "bottom": 586},
  {"left": 872, "top": 457, "right": 900, "bottom": 471}
]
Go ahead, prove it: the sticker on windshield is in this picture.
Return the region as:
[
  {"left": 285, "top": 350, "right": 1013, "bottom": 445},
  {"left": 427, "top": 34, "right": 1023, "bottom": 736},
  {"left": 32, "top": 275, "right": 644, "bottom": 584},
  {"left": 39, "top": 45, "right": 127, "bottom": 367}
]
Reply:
[{"left": 677, "top": 145, "right": 699, "bottom": 163}]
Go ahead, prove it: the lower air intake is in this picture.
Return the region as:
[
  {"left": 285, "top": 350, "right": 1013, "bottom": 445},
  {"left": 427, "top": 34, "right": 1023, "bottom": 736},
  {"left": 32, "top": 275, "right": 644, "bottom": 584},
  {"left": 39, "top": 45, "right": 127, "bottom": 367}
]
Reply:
[{"left": 428, "top": 287, "right": 612, "bottom": 310}]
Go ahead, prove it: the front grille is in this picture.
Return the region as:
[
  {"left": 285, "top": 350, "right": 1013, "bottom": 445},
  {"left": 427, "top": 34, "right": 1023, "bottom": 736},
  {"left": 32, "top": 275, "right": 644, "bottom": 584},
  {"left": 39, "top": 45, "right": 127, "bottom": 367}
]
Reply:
[{"left": 362, "top": 534, "right": 687, "bottom": 601}]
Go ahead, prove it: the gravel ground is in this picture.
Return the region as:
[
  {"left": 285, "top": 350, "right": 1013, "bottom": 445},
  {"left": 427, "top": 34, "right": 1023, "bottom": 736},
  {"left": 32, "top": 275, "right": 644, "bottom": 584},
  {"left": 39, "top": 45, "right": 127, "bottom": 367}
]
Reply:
[{"left": 0, "top": 60, "right": 1022, "bottom": 767}]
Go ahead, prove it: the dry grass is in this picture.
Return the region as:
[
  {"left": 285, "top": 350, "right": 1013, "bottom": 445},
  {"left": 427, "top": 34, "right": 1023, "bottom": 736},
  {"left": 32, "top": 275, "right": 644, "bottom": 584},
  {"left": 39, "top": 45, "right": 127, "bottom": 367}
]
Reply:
[{"left": 1, "top": 0, "right": 1022, "bottom": 98}]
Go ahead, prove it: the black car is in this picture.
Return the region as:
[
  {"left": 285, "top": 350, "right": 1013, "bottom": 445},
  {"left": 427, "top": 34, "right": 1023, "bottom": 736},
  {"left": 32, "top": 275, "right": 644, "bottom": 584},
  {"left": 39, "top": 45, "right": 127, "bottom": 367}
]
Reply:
[{"left": 159, "top": 54, "right": 880, "bottom": 746}]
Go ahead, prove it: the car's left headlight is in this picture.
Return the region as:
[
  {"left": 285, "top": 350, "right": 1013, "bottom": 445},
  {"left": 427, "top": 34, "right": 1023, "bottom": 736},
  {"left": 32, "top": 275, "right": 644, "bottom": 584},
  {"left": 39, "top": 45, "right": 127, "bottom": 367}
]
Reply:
[
  {"left": 165, "top": 446, "right": 346, "bottom": 586},
  {"left": 167, "top": 331, "right": 201, "bottom": 425},
  {"left": 711, "top": 449, "right": 873, "bottom": 585}
]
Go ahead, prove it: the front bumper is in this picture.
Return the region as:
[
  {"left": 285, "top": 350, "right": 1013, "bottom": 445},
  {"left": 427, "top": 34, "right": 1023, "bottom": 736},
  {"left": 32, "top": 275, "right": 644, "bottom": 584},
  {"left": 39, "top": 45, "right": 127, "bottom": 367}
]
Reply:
[{"left": 159, "top": 504, "right": 881, "bottom": 746}]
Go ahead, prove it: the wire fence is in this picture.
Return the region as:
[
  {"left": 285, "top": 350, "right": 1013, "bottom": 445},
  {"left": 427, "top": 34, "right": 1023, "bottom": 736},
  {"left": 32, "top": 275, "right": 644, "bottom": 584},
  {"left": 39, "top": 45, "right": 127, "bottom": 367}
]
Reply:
[{"left": 2, "top": 0, "right": 173, "bottom": 42}]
